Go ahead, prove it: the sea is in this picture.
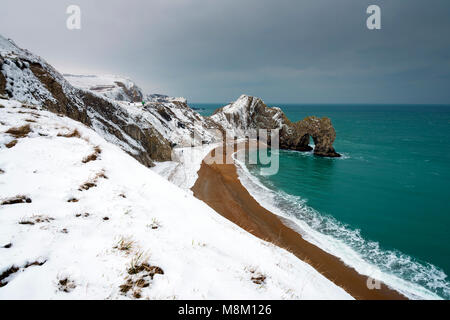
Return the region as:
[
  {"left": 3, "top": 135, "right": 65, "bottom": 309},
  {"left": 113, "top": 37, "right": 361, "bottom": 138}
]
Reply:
[{"left": 192, "top": 103, "right": 450, "bottom": 300}]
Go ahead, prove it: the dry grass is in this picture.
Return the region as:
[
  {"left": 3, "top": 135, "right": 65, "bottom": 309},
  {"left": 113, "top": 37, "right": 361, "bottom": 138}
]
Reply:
[
  {"left": 78, "top": 181, "right": 97, "bottom": 191},
  {"left": 57, "top": 129, "right": 81, "bottom": 138},
  {"left": 82, "top": 146, "right": 102, "bottom": 164},
  {"left": 5, "top": 139, "right": 18, "bottom": 148},
  {"left": 5, "top": 124, "right": 31, "bottom": 138},
  {"left": 0, "top": 260, "right": 46, "bottom": 288},
  {"left": 247, "top": 267, "right": 267, "bottom": 285},
  {"left": 57, "top": 277, "right": 76, "bottom": 293},
  {"left": 114, "top": 236, "right": 135, "bottom": 252},
  {"left": 75, "top": 212, "right": 89, "bottom": 218},
  {"left": 1, "top": 195, "right": 32, "bottom": 205},
  {"left": 19, "top": 215, "right": 54, "bottom": 225},
  {"left": 251, "top": 274, "right": 267, "bottom": 285},
  {"left": 149, "top": 218, "right": 161, "bottom": 230},
  {"left": 78, "top": 170, "right": 108, "bottom": 191},
  {"left": 0, "top": 266, "right": 19, "bottom": 287},
  {"left": 67, "top": 197, "right": 79, "bottom": 203},
  {"left": 119, "top": 251, "right": 164, "bottom": 299}
]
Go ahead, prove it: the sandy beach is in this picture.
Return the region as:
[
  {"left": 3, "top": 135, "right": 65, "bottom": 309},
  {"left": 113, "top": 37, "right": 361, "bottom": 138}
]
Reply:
[{"left": 192, "top": 143, "right": 407, "bottom": 300}]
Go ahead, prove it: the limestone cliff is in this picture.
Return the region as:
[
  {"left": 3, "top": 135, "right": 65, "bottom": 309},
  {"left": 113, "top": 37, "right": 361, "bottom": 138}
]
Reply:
[{"left": 211, "top": 95, "right": 340, "bottom": 157}]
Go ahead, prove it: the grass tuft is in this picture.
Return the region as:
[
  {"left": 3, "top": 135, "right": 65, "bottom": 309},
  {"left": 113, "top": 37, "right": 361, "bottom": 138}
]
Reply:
[{"left": 5, "top": 124, "right": 31, "bottom": 138}]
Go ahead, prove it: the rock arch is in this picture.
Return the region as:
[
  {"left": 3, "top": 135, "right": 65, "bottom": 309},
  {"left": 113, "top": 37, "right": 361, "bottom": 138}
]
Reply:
[{"left": 280, "top": 116, "right": 340, "bottom": 157}]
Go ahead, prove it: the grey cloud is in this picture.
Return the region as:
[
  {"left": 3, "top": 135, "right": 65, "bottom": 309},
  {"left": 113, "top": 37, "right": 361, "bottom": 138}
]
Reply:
[{"left": 0, "top": 0, "right": 449, "bottom": 103}]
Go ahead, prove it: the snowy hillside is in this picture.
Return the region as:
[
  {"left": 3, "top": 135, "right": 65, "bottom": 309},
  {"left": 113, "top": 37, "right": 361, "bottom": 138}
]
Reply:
[
  {"left": 0, "top": 99, "right": 352, "bottom": 299},
  {"left": 64, "top": 74, "right": 143, "bottom": 103},
  {"left": 0, "top": 34, "right": 220, "bottom": 167}
]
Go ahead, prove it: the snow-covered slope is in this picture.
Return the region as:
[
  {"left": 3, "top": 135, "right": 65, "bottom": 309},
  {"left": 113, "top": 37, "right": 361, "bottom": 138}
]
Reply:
[
  {"left": 64, "top": 74, "right": 143, "bottom": 103},
  {"left": 0, "top": 34, "right": 172, "bottom": 167},
  {"left": 0, "top": 99, "right": 352, "bottom": 299}
]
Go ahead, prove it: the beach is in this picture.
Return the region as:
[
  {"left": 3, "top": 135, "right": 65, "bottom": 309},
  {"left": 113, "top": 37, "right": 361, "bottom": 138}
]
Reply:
[{"left": 192, "top": 143, "right": 407, "bottom": 300}]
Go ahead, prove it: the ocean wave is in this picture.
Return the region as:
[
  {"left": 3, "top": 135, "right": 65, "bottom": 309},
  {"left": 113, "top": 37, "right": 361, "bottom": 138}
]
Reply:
[{"left": 233, "top": 151, "right": 449, "bottom": 300}]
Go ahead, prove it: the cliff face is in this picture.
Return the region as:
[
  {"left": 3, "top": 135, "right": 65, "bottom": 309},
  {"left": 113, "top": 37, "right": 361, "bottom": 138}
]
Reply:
[
  {"left": 64, "top": 74, "right": 144, "bottom": 103},
  {"left": 211, "top": 95, "right": 340, "bottom": 157}
]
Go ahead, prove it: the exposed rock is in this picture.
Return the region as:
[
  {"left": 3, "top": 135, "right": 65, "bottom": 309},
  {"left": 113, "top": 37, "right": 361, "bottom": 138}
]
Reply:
[
  {"left": 211, "top": 95, "right": 340, "bottom": 157},
  {"left": 146, "top": 93, "right": 187, "bottom": 104}
]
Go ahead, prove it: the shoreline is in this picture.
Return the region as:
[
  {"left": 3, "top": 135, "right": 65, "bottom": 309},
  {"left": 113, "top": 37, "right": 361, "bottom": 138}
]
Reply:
[{"left": 192, "top": 143, "right": 407, "bottom": 300}]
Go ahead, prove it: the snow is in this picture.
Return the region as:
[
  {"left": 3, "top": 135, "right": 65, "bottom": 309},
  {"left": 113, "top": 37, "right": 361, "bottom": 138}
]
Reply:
[
  {"left": 211, "top": 95, "right": 284, "bottom": 138},
  {"left": 0, "top": 99, "right": 352, "bottom": 299},
  {"left": 152, "top": 143, "right": 220, "bottom": 191},
  {"left": 64, "top": 74, "right": 143, "bottom": 103}
]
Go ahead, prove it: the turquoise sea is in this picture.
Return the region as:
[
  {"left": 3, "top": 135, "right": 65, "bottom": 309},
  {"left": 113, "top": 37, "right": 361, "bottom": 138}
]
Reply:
[{"left": 193, "top": 103, "right": 450, "bottom": 299}]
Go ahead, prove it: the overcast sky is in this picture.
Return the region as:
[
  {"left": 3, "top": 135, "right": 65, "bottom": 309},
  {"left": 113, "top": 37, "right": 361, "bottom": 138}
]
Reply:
[{"left": 1, "top": 0, "right": 450, "bottom": 103}]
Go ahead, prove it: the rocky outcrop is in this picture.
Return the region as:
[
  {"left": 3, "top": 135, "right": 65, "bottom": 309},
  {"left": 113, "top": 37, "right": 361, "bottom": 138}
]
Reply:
[
  {"left": 211, "top": 95, "right": 340, "bottom": 157},
  {"left": 64, "top": 74, "right": 144, "bottom": 103}
]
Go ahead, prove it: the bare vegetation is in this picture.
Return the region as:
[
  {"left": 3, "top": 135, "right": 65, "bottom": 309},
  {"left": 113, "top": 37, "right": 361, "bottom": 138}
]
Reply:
[
  {"left": 19, "top": 215, "right": 54, "bottom": 225},
  {"left": 114, "top": 236, "right": 135, "bottom": 252},
  {"left": 5, "top": 124, "right": 31, "bottom": 138},
  {"left": 78, "top": 170, "right": 108, "bottom": 191},
  {"left": 148, "top": 218, "right": 161, "bottom": 230},
  {"left": 1, "top": 195, "right": 32, "bottom": 205},
  {"left": 119, "top": 251, "right": 164, "bottom": 299},
  {"left": 5, "top": 139, "right": 18, "bottom": 148},
  {"left": 82, "top": 146, "right": 102, "bottom": 163},
  {"left": 57, "top": 277, "right": 76, "bottom": 293},
  {"left": 0, "top": 260, "right": 46, "bottom": 287},
  {"left": 75, "top": 212, "right": 89, "bottom": 218},
  {"left": 57, "top": 129, "right": 81, "bottom": 138},
  {"left": 247, "top": 267, "right": 267, "bottom": 285}
]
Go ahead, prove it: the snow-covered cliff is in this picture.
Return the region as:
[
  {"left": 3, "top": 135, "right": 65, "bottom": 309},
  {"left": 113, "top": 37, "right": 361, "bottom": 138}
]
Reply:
[
  {"left": 64, "top": 74, "right": 144, "bottom": 103},
  {"left": 0, "top": 35, "right": 223, "bottom": 167}
]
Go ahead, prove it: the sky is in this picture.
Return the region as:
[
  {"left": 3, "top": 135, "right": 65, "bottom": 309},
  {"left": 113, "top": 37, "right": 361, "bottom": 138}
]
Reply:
[{"left": 1, "top": 0, "right": 450, "bottom": 104}]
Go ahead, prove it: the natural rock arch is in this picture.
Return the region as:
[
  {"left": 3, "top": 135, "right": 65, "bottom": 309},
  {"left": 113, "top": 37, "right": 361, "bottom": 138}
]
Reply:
[
  {"left": 211, "top": 95, "right": 341, "bottom": 158},
  {"left": 280, "top": 116, "right": 340, "bottom": 157}
]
